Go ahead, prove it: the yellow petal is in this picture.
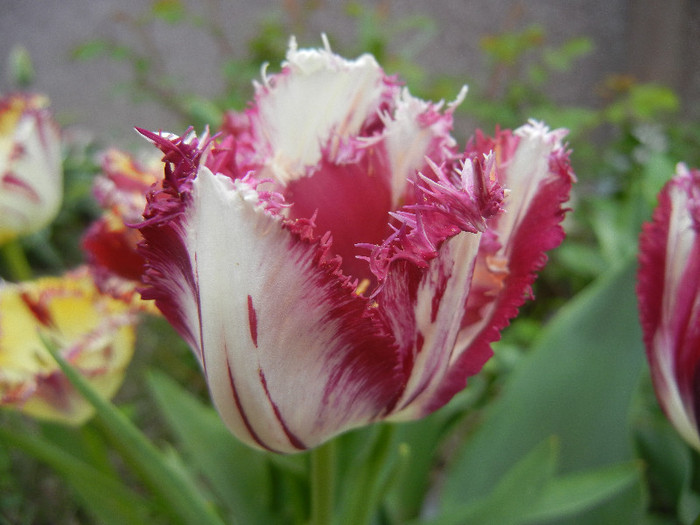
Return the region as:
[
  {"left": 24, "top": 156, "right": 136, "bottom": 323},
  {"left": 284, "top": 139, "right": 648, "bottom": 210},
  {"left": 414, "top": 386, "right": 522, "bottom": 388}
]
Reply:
[{"left": 0, "top": 267, "right": 137, "bottom": 425}]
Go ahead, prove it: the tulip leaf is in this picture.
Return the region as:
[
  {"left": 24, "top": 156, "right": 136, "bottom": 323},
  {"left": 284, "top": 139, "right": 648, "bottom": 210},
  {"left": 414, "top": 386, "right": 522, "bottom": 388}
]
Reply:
[
  {"left": 417, "top": 444, "right": 639, "bottom": 525},
  {"left": 521, "top": 460, "right": 641, "bottom": 522},
  {"left": 383, "top": 380, "right": 489, "bottom": 522},
  {"left": 441, "top": 259, "right": 646, "bottom": 522},
  {"left": 44, "top": 341, "right": 225, "bottom": 525},
  {"left": 0, "top": 425, "right": 154, "bottom": 525},
  {"left": 147, "top": 369, "right": 274, "bottom": 525},
  {"left": 417, "top": 437, "right": 560, "bottom": 525}
]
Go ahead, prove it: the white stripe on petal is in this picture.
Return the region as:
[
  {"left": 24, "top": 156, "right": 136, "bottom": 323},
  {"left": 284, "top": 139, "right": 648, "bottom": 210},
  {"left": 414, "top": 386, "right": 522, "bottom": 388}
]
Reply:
[{"left": 498, "top": 121, "right": 566, "bottom": 258}]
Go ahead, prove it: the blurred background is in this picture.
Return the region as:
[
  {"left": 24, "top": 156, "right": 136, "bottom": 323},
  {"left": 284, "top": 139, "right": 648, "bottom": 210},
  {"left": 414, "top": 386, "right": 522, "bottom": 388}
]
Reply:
[{"left": 1, "top": 0, "right": 698, "bottom": 147}]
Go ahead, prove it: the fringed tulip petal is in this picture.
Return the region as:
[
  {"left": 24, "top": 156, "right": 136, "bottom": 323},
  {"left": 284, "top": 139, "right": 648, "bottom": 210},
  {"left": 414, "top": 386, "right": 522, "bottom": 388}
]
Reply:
[
  {"left": 138, "top": 40, "right": 574, "bottom": 452},
  {"left": 638, "top": 164, "right": 700, "bottom": 450},
  {"left": 196, "top": 171, "right": 403, "bottom": 453},
  {"left": 424, "top": 121, "right": 575, "bottom": 413},
  {"left": 381, "top": 87, "right": 466, "bottom": 206},
  {"left": 139, "top": 137, "right": 403, "bottom": 452},
  {"left": 248, "top": 36, "right": 399, "bottom": 185},
  {"left": 375, "top": 154, "right": 504, "bottom": 419}
]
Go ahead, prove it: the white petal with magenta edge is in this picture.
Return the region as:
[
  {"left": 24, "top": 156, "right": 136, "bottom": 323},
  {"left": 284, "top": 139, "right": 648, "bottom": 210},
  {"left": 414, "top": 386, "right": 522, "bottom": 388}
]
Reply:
[
  {"left": 252, "top": 38, "right": 388, "bottom": 184},
  {"left": 187, "top": 168, "right": 400, "bottom": 452}
]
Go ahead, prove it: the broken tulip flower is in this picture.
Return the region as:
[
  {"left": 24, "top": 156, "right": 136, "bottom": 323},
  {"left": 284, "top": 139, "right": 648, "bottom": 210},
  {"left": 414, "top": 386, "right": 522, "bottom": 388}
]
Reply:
[
  {"left": 638, "top": 164, "right": 700, "bottom": 450},
  {"left": 0, "top": 267, "right": 138, "bottom": 425},
  {"left": 0, "top": 93, "right": 62, "bottom": 245},
  {"left": 82, "top": 148, "right": 160, "bottom": 307},
  {"left": 138, "top": 39, "right": 575, "bottom": 453}
]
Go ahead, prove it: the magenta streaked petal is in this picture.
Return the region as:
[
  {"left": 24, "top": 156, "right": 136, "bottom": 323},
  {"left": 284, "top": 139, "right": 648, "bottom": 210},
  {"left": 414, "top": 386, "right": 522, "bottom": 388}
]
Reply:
[
  {"left": 382, "top": 231, "right": 483, "bottom": 420},
  {"left": 137, "top": 42, "right": 576, "bottom": 452},
  {"left": 367, "top": 156, "right": 504, "bottom": 419},
  {"left": 193, "top": 171, "right": 403, "bottom": 452},
  {"left": 380, "top": 87, "right": 466, "bottom": 206},
  {"left": 423, "top": 121, "right": 575, "bottom": 413},
  {"left": 137, "top": 130, "right": 211, "bottom": 355},
  {"left": 140, "top": 152, "right": 403, "bottom": 452},
  {"left": 638, "top": 164, "right": 700, "bottom": 450}
]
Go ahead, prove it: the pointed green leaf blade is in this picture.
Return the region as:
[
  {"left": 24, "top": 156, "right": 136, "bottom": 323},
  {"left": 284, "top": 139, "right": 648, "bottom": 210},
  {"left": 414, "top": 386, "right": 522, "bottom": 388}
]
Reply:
[
  {"left": 44, "top": 342, "right": 225, "bottom": 525},
  {"left": 147, "top": 369, "right": 274, "bottom": 524},
  {"left": 442, "top": 260, "right": 646, "bottom": 521}
]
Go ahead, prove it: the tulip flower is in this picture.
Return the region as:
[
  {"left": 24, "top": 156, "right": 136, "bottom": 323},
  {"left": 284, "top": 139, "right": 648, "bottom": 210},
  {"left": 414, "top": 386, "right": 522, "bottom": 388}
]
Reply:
[
  {"left": 0, "top": 267, "right": 138, "bottom": 425},
  {"left": 137, "top": 38, "right": 574, "bottom": 453},
  {"left": 82, "top": 149, "right": 159, "bottom": 306},
  {"left": 0, "top": 93, "right": 62, "bottom": 245},
  {"left": 638, "top": 163, "right": 700, "bottom": 450}
]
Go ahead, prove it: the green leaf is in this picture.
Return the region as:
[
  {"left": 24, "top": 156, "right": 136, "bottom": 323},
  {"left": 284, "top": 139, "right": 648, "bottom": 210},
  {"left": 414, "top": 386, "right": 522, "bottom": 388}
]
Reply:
[
  {"left": 0, "top": 426, "right": 155, "bottom": 525},
  {"left": 70, "top": 39, "right": 111, "bottom": 61},
  {"left": 628, "top": 85, "right": 679, "bottom": 119},
  {"left": 543, "top": 37, "right": 594, "bottom": 72},
  {"left": 7, "top": 45, "right": 35, "bottom": 87},
  {"left": 641, "top": 153, "right": 676, "bottom": 207},
  {"left": 419, "top": 437, "right": 559, "bottom": 525},
  {"left": 636, "top": 404, "right": 700, "bottom": 525},
  {"left": 481, "top": 25, "right": 544, "bottom": 65},
  {"left": 523, "top": 461, "right": 641, "bottom": 522},
  {"left": 44, "top": 341, "right": 225, "bottom": 525},
  {"left": 442, "top": 260, "right": 646, "bottom": 522},
  {"left": 147, "top": 370, "right": 274, "bottom": 524},
  {"left": 152, "top": 0, "right": 186, "bottom": 24}
]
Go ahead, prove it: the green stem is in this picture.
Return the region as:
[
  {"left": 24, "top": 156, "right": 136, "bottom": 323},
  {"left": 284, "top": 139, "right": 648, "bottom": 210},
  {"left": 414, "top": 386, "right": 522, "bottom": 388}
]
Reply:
[
  {"left": 310, "top": 439, "right": 336, "bottom": 525},
  {"left": 1, "top": 239, "right": 32, "bottom": 281},
  {"left": 339, "top": 424, "right": 398, "bottom": 525}
]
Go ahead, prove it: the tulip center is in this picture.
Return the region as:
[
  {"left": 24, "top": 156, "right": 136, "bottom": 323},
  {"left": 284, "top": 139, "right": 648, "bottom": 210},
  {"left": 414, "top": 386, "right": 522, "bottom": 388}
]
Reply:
[{"left": 285, "top": 153, "right": 393, "bottom": 287}]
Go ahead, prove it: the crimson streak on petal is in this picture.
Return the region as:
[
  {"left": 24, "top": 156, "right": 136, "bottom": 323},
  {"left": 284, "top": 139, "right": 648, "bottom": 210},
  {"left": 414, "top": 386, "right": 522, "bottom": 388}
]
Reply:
[
  {"left": 225, "top": 354, "right": 276, "bottom": 453},
  {"left": 247, "top": 295, "right": 258, "bottom": 348},
  {"left": 258, "top": 369, "right": 307, "bottom": 451}
]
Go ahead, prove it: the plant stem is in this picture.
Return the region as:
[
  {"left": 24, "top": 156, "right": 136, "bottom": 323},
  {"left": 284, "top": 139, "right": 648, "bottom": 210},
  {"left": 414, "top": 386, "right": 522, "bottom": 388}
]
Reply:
[
  {"left": 310, "top": 439, "right": 336, "bottom": 525},
  {"left": 339, "top": 424, "right": 398, "bottom": 525},
  {"left": 1, "top": 239, "right": 32, "bottom": 281}
]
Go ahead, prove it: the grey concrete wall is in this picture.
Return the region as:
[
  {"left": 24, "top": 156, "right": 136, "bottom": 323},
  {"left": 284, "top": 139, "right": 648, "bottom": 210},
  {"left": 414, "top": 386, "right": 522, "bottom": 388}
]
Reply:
[{"left": 0, "top": 0, "right": 696, "bottom": 149}]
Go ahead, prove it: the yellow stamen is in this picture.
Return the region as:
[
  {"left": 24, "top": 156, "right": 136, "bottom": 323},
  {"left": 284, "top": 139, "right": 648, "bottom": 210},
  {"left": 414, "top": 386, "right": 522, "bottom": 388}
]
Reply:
[{"left": 355, "top": 278, "right": 370, "bottom": 296}]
